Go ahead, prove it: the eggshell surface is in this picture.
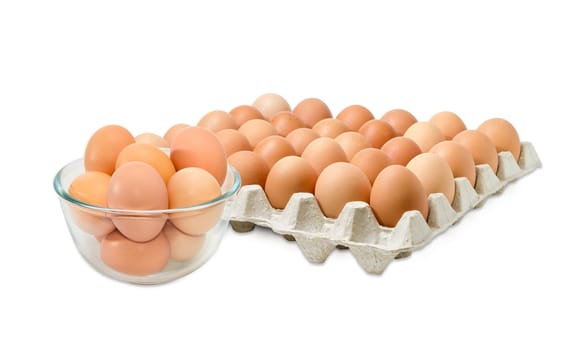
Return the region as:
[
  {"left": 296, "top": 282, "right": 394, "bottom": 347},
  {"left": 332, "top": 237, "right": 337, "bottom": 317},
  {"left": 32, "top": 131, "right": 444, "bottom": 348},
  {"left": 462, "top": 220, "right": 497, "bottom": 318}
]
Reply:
[
  {"left": 370, "top": 165, "right": 429, "bottom": 227},
  {"left": 84, "top": 125, "right": 135, "bottom": 175},
  {"left": 315, "top": 162, "right": 371, "bottom": 218},
  {"left": 170, "top": 126, "right": 227, "bottom": 184},
  {"left": 100, "top": 230, "right": 170, "bottom": 276},
  {"left": 477, "top": 118, "right": 521, "bottom": 160},
  {"left": 407, "top": 153, "right": 455, "bottom": 203},
  {"left": 264, "top": 156, "right": 318, "bottom": 209},
  {"left": 107, "top": 161, "right": 168, "bottom": 242}
]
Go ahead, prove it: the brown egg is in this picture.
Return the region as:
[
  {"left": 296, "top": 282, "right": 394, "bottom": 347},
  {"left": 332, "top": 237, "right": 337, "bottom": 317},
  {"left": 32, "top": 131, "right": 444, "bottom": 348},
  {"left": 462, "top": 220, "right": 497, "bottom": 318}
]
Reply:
[
  {"left": 100, "top": 230, "right": 170, "bottom": 276},
  {"left": 238, "top": 119, "right": 278, "bottom": 148},
  {"left": 170, "top": 126, "right": 227, "bottom": 184},
  {"left": 286, "top": 128, "right": 320, "bottom": 155},
  {"left": 270, "top": 111, "right": 305, "bottom": 136},
  {"left": 68, "top": 171, "right": 114, "bottom": 237},
  {"left": 167, "top": 167, "right": 222, "bottom": 235},
  {"left": 197, "top": 110, "right": 238, "bottom": 132},
  {"left": 380, "top": 136, "right": 422, "bottom": 165},
  {"left": 135, "top": 132, "right": 169, "bottom": 148},
  {"left": 164, "top": 123, "right": 190, "bottom": 145},
  {"left": 429, "top": 111, "right": 467, "bottom": 140},
  {"left": 163, "top": 222, "right": 205, "bottom": 261},
  {"left": 404, "top": 121, "right": 445, "bottom": 152},
  {"left": 430, "top": 141, "right": 477, "bottom": 186},
  {"left": 84, "top": 125, "right": 135, "bottom": 175},
  {"left": 335, "top": 131, "right": 371, "bottom": 160},
  {"left": 315, "top": 162, "right": 371, "bottom": 218},
  {"left": 370, "top": 165, "right": 429, "bottom": 227},
  {"left": 69, "top": 171, "right": 111, "bottom": 207},
  {"left": 108, "top": 161, "right": 169, "bottom": 242},
  {"left": 264, "top": 156, "right": 318, "bottom": 209},
  {"left": 301, "top": 137, "right": 348, "bottom": 175},
  {"left": 293, "top": 97, "right": 332, "bottom": 127},
  {"left": 381, "top": 109, "right": 417, "bottom": 135},
  {"left": 252, "top": 93, "right": 291, "bottom": 119},
  {"left": 115, "top": 143, "right": 176, "bottom": 183},
  {"left": 254, "top": 135, "right": 296, "bottom": 169},
  {"left": 477, "top": 118, "right": 521, "bottom": 160},
  {"left": 350, "top": 148, "right": 392, "bottom": 184},
  {"left": 312, "top": 118, "right": 350, "bottom": 138},
  {"left": 215, "top": 129, "right": 252, "bottom": 156},
  {"left": 229, "top": 105, "right": 264, "bottom": 127},
  {"left": 336, "top": 104, "right": 375, "bottom": 131},
  {"left": 407, "top": 153, "right": 455, "bottom": 203},
  {"left": 227, "top": 150, "right": 270, "bottom": 187},
  {"left": 453, "top": 130, "right": 499, "bottom": 173},
  {"left": 358, "top": 119, "right": 397, "bottom": 148}
]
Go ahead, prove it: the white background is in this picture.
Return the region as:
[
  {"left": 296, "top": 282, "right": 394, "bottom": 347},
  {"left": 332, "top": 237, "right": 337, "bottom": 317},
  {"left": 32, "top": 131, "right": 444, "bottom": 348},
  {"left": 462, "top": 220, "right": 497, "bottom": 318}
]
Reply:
[{"left": 1, "top": 1, "right": 585, "bottom": 349}]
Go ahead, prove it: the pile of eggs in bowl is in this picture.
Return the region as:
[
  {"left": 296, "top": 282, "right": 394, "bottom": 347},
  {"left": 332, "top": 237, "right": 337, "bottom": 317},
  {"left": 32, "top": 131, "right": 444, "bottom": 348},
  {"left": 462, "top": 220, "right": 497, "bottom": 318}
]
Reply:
[{"left": 62, "top": 125, "right": 238, "bottom": 278}]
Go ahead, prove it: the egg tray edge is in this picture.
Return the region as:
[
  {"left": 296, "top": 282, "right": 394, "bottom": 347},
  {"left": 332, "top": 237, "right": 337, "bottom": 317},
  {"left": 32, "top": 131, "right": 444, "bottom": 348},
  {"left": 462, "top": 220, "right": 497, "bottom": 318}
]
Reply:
[{"left": 229, "top": 142, "right": 542, "bottom": 274}]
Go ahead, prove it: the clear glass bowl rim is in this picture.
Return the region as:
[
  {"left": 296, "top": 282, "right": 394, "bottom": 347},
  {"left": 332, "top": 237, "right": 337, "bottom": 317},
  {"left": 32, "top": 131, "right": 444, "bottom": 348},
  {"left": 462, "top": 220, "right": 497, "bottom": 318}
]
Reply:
[{"left": 53, "top": 157, "right": 241, "bottom": 215}]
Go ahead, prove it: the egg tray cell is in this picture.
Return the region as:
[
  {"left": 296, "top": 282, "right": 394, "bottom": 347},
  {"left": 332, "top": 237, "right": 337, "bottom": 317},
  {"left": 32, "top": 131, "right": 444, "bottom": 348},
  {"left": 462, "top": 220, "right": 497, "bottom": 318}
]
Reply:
[{"left": 229, "top": 142, "right": 541, "bottom": 274}]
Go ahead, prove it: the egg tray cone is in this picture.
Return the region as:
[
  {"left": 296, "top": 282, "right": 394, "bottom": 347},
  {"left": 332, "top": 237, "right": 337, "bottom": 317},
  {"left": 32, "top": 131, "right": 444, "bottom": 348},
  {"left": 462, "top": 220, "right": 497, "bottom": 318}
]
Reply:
[{"left": 230, "top": 142, "right": 541, "bottom": 274}]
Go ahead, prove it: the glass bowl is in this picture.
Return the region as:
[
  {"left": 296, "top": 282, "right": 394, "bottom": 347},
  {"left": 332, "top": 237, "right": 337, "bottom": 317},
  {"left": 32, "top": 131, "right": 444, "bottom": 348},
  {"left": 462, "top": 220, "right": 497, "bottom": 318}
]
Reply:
[{"left": 53, "top": 158, "right": 241, "bottom": 284}]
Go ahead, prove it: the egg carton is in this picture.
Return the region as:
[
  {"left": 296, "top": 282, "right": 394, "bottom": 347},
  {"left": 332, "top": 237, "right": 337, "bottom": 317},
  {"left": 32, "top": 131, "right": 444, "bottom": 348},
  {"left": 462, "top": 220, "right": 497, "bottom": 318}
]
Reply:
[{"left": 229, "top": 142, "right": 541, "bottom": 274}]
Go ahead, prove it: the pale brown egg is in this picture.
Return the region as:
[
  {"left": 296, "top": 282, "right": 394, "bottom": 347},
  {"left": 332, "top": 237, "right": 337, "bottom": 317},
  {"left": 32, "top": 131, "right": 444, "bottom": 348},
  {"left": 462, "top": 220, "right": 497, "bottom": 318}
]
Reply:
[
  {"left": 164, "top": 123, "right": 190, "bottom": 145},
  {"left": 430, "top": 141, "right": 477, "bottom": 186},
  {"left": 335, "top": 131, "right": 371, "bottom": 160},
  {"left": 197, "top": 110, "right": 238, "bottom": 132},
  {"left": 370, "top": 165, "right": 429, "bottom": 227},
  {"left": 252, "top": 93, "right": 291, "bottom": 119},
  {"left": 270, "top": 111, "right": 305, "bottom": 136},
  {"left": 227, "top": 150, "right": 270, "bottom": 187},
  {"left": 167, "top": 167, "right": 222, "bottom": 236},
  {"left": 100, "top": 230, "right": 170, "bottom": 276},
  {"left": 350, "top": 148, "right": 392, "bottom": 184},
  {"left": 84, "top": 125, "right": 135, "bottom": 175},
  {"left": 135, "top": 132, "right": 169, "bottom": 148},
  {"left": 68, "top": 171, "right": 114, "bottom": 237},
  {"left": 238, "top": 119, "right": 278, "bottom": 148},
  {"left": 286, "top": 128, "right": 320, "bottom": 155},
  {"left": 170, "top": 126, "right": 227, "bottom": 184},
  {"left": 381, "top": 109, "right": 417, "bottom": 135},
  {"left": 229, "top": 105, "right": 264, "bottom": 127},
  {"left": 453, "top": 130, "right": 499, "bottom": 173},
  {"left": 264, "top": 156, "right": 318, "bottom": 209},
  {"left": 430, "top": 111, "right": 467, "bottom": 140},
  {"left": 108, "top": 161, "right": 169, "bottom": 242},
  {"left": 254, "top": 135, "right": 296, "bottom": 169},
  {"left": 115, "top": 143, "right": 176, "bottom": 183},
  {"left": 315, "top": 162, "right": 371, "bottom": 218},
  {"left": 404, "top": 121, "right": 445, "bottom": 152},
  {"left": 336, "top": 104, "right": 375, "bottom": 131},
  {"left": 358, "top": 119, "right": 397, "bottom": 148},
  {"left": 301, "top": 137, "right": 348, "bottom": 175},
  {"left": 293, "top": 97, "right": 332, "bottom": 127},
  {"left": 215, "top": 129, "right": 252, "bottom": 156},
  {"left": 312, "top": 118, "right": 350, "bottom": 138},
  {"left": 477, "top": 118, "right": 521, "bottom": 160},
  {"left": 407, "top": 153, "right": 455, "bottom": 203},
  {"left": 380, "top": 136, "right": 422, "bottom": 166},
  {"left": 163, "top": 222, "right": 205, "bottom": 261}
]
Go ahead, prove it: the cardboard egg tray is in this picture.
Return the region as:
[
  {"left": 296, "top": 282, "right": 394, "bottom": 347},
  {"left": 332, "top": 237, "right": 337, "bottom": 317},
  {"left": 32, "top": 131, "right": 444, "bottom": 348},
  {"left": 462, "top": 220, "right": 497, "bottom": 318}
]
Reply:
[{"left": 229, "top": 142, "right": 541, "bottom": 274}]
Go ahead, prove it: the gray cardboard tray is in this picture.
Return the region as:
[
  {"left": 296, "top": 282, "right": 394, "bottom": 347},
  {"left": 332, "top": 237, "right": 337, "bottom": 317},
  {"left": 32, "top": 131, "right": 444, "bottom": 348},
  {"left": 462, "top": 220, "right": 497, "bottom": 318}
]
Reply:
[{"left": 230, "top": 142, "right": 541, "bottom": 274}]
